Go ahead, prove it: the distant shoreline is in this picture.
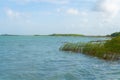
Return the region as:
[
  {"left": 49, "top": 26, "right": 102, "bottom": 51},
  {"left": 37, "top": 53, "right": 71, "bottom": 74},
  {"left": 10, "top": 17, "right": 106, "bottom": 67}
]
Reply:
[
  {"left": 0, "top": 32, "right": 119, "bottom": 37},
  {"left": 0, "top": 34, "right": 110, "bottom": 37}
]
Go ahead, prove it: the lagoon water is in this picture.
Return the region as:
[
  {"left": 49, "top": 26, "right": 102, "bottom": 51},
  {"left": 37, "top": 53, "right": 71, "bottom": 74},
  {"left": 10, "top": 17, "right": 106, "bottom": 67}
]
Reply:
[{"left": 0, "top": 36, "right": 120, "bottom": 80}]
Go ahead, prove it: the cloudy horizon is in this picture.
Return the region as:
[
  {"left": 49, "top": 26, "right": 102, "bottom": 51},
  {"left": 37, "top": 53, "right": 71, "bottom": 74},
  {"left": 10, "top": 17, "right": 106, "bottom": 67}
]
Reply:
[{"left": 0, "top": 0, "right": 120, "bottom": 35}]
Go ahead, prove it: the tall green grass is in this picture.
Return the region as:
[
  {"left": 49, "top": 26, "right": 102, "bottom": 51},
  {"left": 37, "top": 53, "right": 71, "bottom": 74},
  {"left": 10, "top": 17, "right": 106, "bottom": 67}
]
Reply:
[
  {"left": 60, "top": 42, "right": 86, "bottom": 53},
  {"left": 60, "top": 37, "right": 120, "bottom": 60}
]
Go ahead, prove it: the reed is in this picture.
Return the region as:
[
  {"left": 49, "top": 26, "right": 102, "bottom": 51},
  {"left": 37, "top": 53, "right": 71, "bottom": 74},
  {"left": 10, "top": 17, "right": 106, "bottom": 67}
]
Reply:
[
  {"left": 60, "top": 37, "right": 120, "bottom": 61},
  {"left": 60, "top": 42, "right": 86, "bottom": 53}
]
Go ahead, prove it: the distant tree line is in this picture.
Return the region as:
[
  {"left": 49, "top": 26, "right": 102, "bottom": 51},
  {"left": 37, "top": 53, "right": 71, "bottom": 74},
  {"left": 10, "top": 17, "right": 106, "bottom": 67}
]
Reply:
[
  {"left": 107, "top": 32, "right": 120, "bottom": 37},
  {"left": 49, "top": 34, "right": 84, "bottom": 36}
]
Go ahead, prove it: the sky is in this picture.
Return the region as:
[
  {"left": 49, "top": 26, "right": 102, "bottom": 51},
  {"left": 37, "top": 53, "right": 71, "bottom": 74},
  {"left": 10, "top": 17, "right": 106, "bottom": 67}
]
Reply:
[{"left": 0, "top": 0, "right": 120, "bottom": 35}]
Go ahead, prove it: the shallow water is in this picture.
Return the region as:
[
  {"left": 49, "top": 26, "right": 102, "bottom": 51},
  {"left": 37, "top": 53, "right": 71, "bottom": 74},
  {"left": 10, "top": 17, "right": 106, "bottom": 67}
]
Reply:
[{"left": 0, "top": 36, "right": 120, "bottom": 80}]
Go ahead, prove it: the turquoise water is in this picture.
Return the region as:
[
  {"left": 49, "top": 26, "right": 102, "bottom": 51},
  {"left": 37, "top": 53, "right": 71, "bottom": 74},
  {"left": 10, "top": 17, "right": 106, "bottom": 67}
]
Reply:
[{"left": 0, "top": 36, "right": 120, "bottom": 80}]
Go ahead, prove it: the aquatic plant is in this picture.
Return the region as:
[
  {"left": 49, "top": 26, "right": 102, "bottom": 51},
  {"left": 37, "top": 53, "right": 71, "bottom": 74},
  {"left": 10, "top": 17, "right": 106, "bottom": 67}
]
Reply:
[
  {"left": 104, "top": 36, "right": 120, "bottom": 53},
  {"left": 60, "top": 37, "right": 120, "bottom": 61},
  {"left": 60, "top": 42, "right": 86, "bottom": 53}
]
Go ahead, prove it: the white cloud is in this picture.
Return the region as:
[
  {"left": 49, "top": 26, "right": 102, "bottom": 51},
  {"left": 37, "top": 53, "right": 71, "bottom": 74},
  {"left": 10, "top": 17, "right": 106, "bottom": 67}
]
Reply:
[
  {"left": 43, "top": 0, "right": 69, "bottom": 4},
  {"left": 66, "top": 8, "right": 79, "bottom": 15},
  {"left": 5, "top": 8, "right": 21, "bottom": 18},
  {"left": 56, "top": 8, "right": 88, "bottom": 16},
  {"left": 4, "top": 8, "right": 30, "bottom": 23},
  {"left": 96, "top": 0, "right": 120, "bottom": 18},
  {"left": 11, "top": 0, "right": 69, "bottom": 4}
]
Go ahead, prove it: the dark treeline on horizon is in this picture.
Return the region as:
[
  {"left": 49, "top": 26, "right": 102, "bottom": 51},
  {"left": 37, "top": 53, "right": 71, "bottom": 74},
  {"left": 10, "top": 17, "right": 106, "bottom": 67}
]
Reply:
[{"left": 0, "top": 32, "right": 120, "bottom": 37}]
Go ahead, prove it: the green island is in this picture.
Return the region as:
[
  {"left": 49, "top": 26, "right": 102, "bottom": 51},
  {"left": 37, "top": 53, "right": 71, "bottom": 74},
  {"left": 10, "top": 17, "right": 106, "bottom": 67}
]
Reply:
[
  {"left": 60, "top": 32, "right": 120, "bottom": 61},
  {"left": 0, "top": 34, "right": 20, "bottom": 36},
  {"left": 49, "top": 34, "right": 84, "bottom": 36}
]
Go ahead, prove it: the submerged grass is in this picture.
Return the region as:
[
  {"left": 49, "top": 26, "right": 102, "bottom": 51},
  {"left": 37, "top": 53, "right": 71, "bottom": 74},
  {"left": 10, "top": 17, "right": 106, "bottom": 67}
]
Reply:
[{"left": 60, "top": 37, "right": 120, "bottom": 61}]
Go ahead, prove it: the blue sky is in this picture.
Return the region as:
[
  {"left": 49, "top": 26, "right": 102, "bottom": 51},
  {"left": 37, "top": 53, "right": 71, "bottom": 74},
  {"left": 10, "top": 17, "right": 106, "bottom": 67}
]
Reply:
[{"left": 0, "top": 0, "right": 120, "bottom": 35}]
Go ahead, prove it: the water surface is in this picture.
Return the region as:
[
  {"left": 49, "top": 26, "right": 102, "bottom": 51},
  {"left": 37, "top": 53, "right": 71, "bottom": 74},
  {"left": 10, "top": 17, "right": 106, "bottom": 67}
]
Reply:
[{"left": 0, "top": 36, "right": 120, "bottom": 80}]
